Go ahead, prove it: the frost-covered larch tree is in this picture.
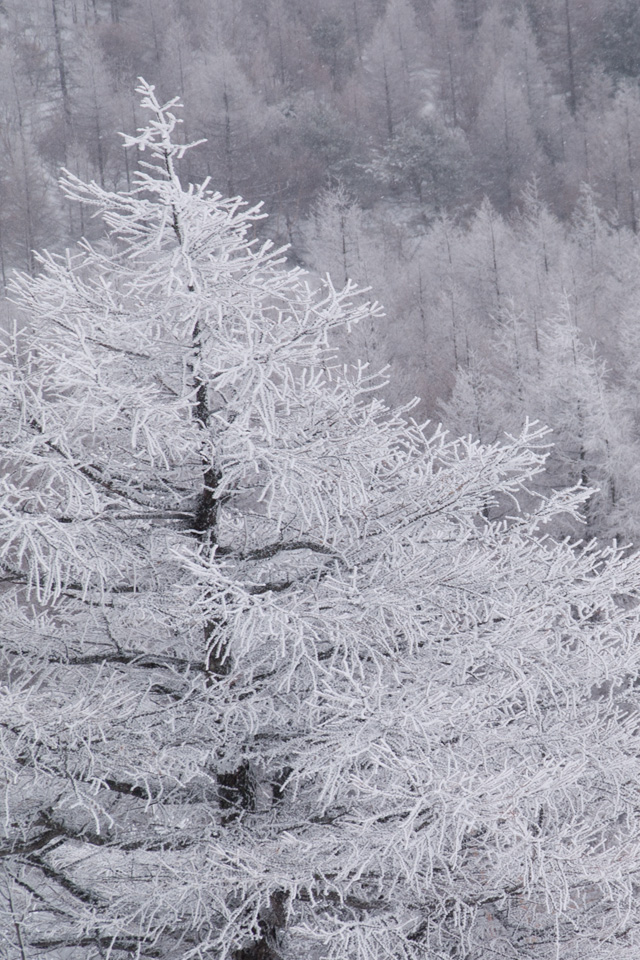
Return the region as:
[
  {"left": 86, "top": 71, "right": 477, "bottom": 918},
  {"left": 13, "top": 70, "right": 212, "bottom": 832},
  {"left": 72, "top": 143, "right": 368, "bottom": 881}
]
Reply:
[{"left": 4, "top": 81, "right": 640, "bottom": 960}]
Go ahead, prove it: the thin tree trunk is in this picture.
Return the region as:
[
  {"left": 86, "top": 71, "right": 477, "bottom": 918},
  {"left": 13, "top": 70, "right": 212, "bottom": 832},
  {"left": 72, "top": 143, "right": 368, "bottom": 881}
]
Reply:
[
  {"left": 564, "top": 0, "right": 577, "bottom": 116},
  {"left": 223, "top": 82, "right": 235, "bottom": 196},
  {"left": 447, "top": 44, "right": 458, "bottom": 126},
  {"left": 12, "top": 77, "right": 35, "bottom": 275},
  {"left": 52, "top": 0, "right": 72, "bottom": 137},
  {"left": 90, "top": 67, "right": 105, "bottom": 188},
  {"left": 353, "top": 0, "right": 362, "bottom": 60},
  {"left": 625, "top": 102, "right": 637, "bottom": 233},
  {"left": 382, "top": 52, "right": 393, "bottom": 138}
]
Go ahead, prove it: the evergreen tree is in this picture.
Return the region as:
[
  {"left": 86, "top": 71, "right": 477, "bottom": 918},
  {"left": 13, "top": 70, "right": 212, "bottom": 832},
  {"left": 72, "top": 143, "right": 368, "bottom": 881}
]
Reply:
[
  {"left": 367, "top": 115, "right": 471, "bottom": 211},
  {"left": 4, "top": 81, "right": 640, "bottom": 960}
]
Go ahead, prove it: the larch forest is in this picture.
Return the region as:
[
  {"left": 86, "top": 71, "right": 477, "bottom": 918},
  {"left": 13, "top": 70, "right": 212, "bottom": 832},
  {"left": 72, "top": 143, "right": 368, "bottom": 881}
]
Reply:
[{"left": 4, "top": 2, "right": 640, "bottom": 959}]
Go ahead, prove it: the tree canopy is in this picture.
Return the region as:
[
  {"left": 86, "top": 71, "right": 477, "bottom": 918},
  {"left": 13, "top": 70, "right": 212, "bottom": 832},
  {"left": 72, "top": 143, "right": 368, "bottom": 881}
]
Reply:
[{"left": 3, "top": 81, "right": 640, "bottom": 960}]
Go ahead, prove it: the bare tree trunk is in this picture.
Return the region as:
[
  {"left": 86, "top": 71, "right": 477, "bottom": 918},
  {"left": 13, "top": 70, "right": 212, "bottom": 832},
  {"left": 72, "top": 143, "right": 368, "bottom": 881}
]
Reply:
[
  {"left": 11, "top": 75, "right": 35, "bottom": 275},
  {"left": 382, "top": 53, "right": 393, "bottom": 138},
  {"left": 52, "top": 0, "right": 72, "bottom": 137},
  {"left": 223, "top": 82, "right": 235, "bottom": 196},
  {"left": 564, "top": 0, "right": 577, "bottom": 116},
  {"left": 625, "top": 102, "right": 637, "bottom": 233},
  {"left": 352, "top": 0, "right": 362, "bottom": 60}
]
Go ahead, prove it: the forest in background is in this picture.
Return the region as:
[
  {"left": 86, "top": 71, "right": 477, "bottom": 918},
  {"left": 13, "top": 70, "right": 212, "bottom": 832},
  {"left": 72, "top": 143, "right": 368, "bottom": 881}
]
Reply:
[{"left": 3, "top": 0, "right": 640, "bottom": 540}]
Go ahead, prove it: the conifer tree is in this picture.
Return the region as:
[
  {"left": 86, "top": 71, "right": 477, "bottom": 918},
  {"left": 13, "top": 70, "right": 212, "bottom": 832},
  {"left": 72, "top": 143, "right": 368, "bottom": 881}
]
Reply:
[{"left": 4, "top": 81, "right": 640, "bottom": 960}]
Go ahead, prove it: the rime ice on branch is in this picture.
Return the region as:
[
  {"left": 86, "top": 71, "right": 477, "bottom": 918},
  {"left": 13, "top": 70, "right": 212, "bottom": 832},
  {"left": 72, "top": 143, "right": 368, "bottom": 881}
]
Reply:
[{"left": 3, "top": 80, "right": 640, "bottom": 960}]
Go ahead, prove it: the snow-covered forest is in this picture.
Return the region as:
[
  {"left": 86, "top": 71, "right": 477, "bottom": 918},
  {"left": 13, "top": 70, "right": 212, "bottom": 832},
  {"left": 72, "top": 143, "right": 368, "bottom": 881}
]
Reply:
[{"left": 4, "top": 1, "right": 640, "bottom": 958}]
